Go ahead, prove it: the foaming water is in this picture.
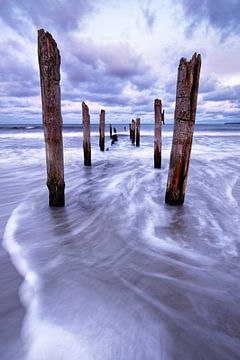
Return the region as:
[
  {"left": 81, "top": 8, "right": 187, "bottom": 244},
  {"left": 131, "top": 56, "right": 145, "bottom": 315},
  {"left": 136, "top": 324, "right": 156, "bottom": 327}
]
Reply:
[{"left": 1, "top": 124, "right": 240, "bottom": 360}]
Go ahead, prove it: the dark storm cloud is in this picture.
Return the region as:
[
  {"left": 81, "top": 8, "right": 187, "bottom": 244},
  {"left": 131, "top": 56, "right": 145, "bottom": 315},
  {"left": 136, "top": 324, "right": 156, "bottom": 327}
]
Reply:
[
  {"left": 180, "top": 0, "right": 240, "bottom": 37},
  {"left": 0, "top": 0, "right": 95, "bottom": 35}
]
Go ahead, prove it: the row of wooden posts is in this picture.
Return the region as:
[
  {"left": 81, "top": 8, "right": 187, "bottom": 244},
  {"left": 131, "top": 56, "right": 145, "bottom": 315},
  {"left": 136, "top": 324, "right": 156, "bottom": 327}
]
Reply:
[{"left": 38, "top": 29, "right": 201, "bottom": 208}]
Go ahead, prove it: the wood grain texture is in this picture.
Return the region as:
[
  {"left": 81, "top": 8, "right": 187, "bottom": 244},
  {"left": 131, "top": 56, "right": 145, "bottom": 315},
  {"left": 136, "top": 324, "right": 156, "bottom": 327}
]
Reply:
[
  {"left": 165, "top": 53, "right": 201, "bottom": 205},
  {"left": 38, "top": 29, "right": 65, "bottom": 207}
]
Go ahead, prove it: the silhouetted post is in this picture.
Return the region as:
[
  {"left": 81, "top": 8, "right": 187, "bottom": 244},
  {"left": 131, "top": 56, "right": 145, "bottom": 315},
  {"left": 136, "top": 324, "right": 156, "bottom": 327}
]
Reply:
[
  {"left": 129, "top": 123, "right": 132, "bottom": 140},
  {"left": 154, "top": 99, "right": 162, "bottom": 169},
  {"left": 136, "top": 118, "right": 140, "bottom": 147},
  {"left": 38, "top": 29, "right": 65, "bottom": 207},
  {"left": 131, "top": 119, "right": 136, "bottom": 145},
  {"left": 82, "top": 102, "right": 91, "bottom": 166},
  {"left": 99, "top": 109, "right": 105, "bottom": 151},
  {"left": 162, "top": 109, "right": 165, "bottom": 125},
  {"left": 165, "top": 53, "right": 201, "bottom": 205},
  {"left": 110, "top": 123, "right": 113, "bottom": 139}
]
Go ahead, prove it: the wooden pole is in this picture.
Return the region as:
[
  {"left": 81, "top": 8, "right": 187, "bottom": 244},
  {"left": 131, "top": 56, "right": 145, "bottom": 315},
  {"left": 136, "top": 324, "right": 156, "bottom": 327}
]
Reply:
[
  {"left": 162, "top": 109, "right": 165, "bottom": 125},
  {"left": 82, "top": 102, "right": 91, "bottom": 166},
  {"left": 131, "top": 119, "right": 136, "bottom": 145},
  {"left": 154, "top": 99, "right": 162, "bottom": 169},
  {"left": 129, "top": 123, "right": 132, "bottom": 140},
  {"left": 165, "top": 53, "right": 201, "bottom": 205},
  {"left": 38, "top": 29, "right": 65, "bottom": 207},
  {"left": 110, "top": 123, "right": 113, "bottom": 139},
  {"left": 99, "top": 109, "right": 105, "bottom": 151},
  {"left": 136, "top": 118, "right": 140, "bottom": 147}
]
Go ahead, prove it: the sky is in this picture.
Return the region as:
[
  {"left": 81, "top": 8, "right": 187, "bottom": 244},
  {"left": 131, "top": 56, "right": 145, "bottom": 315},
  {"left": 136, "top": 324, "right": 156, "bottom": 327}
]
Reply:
[{"left": 0, "top": 0, "right": 239, "bottom": 124}]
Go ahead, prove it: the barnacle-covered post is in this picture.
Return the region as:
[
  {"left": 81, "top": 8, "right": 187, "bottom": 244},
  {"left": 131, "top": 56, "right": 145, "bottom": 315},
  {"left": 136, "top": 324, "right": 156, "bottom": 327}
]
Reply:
[
  {"left": 38, "top": 29, "right": 65, "bottom": 207},
  {"left": 165, "top": 53, "right": 201, "bottom": 205}
]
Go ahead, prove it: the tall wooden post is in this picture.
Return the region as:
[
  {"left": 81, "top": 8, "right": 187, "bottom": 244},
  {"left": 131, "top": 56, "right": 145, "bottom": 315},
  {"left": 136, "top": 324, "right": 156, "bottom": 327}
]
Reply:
[
  {"left": 136, "top": 118, "right": 140, "bottom": 147},
  {"left": 99, "top": 109, "right": 105, "bottom": 151},
  {"left": 131, "top": 119, "right": 136, "bottom": 145},
  {"left": 110, "top": 123, "right": 113, "bottom": 139},
  {"left": 165, "top": 53, "right": 201, "bottom": 205},
  {"left": 38, "top": 29, "right": 65, "bottom": 207},
  {"left": 82, "top": 102, "right": 91, "bottom": 166},
  {"left": 154, "top": 99, "right": 162, "bottom": 169}
]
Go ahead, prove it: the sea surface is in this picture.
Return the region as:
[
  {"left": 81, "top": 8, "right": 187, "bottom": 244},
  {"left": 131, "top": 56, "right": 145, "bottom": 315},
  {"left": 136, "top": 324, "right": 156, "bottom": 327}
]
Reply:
[{"left": 0, "top": 123, "right": 240, "bottom": 360}]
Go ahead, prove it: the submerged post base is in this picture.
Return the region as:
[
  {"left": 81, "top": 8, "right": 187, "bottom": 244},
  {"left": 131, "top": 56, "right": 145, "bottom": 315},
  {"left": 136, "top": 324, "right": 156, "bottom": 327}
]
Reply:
[
  {"left": 48, "top": 181, "right": 65, "bottom": 207},
  {"left": 165, "top": 191, "right": 185, "bottom": 206}
]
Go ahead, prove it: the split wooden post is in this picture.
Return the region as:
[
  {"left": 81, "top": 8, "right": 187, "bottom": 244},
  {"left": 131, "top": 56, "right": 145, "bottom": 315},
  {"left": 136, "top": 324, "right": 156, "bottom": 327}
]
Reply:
[
  {"left": 154, "top": 99, "right": 162, "bottom": 169},
  {"left": 131, "top": 119, "right": 136, "bottom": 145},
  {"left": 165, "top": 53, "right": 201, "bottom": 205},
  {"left": 136, "top": 118, "right": 140, "bottom": 147},
  {"left": 110, "top": 123, "right": 113, "bottom": 139},
  {"left": 82, "top": 102, "right": 91, "bottom": 166},
  {"left": 38, "top": 29, "right": 65, "bottom": 207},
  {"left": 99, "top": 109, "right": 105, "bottom": 151}
]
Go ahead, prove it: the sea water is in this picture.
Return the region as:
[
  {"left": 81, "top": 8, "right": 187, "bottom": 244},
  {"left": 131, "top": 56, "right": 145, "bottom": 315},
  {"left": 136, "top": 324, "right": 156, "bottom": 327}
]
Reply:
[{"left": 1, "top": 123, "right": 240, "bottom": 360}]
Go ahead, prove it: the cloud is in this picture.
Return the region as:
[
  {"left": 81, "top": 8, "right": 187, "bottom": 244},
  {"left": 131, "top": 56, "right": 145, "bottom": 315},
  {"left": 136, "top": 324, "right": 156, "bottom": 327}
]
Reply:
[
  {"left": 180, "top": 0, "right": 240, "bottom": 38},
  {"left": 0, "top": 39, "right": 39, "bottom": 98},
  {"left": 0, "top": 0, "right": 96, "bottom": 35},
  {"left": 61, "top": 37, "right": 156, "bottom": 109},
  {"left": 140, "top": 0, "right": 156, "bottom": 30},
  {"left": 203, "top": 84, "right": 240, "bottom": 102}
]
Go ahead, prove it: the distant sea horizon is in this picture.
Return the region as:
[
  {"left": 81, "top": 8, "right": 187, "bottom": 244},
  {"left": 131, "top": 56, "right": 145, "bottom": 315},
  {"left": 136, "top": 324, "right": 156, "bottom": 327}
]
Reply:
[{"left": 0, "top": 121, "right": 240, "bottom": 129}]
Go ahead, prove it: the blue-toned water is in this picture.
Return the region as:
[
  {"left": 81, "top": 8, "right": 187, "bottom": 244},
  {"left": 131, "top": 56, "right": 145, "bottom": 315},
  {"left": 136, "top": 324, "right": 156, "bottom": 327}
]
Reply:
[{"left": 1, "top": 123, "right": 240, "bottom": 359}]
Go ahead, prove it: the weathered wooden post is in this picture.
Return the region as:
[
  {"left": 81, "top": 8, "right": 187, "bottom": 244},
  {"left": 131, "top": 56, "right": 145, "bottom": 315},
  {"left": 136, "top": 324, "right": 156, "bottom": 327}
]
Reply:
[
  {"left": 82, "top": 102, "right": 91, "bottom": 166},
  {"left": 131, "top": 119, "right": 136, "bottom": 145},
  {"left": 162, "top": 109, "right": 165, "bottom": 125},
  {"left": 38, "top": 29, "right": 65, "bottom": 207},
  {"left": 165, "top": 53, "right": 201, "bottom": 205},
  {"left": 110, "top": 123, "right": 113, "bottom": 139},
  {"left": 154, "top": 99, "right": 162, "bottom": 169},
  {"left": 129, "top": 123, "right": 132, "bottom": 140},
  {"left": 136, "top": 118, "right": 140, "bottom": 147},
  {"left": 99, "top": 109, "right": 105, "bottom": 151}
]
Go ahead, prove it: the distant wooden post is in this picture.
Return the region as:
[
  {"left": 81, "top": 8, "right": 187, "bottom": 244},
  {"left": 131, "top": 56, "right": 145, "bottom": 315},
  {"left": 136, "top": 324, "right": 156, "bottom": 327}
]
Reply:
[
  {"left": 165, "top": 53, "right": 201, "bottom": 205},
  {"left": 162, "top": 109, "right": 165, "bottom": 125},
  {"left": 110, "top": 123, "right": 113, "bottom": 139},
  {"left": 38, "top": 29, "right": 65, "bottom": 207},
  {"left": 99, "top": 109, "right": 105, "bottom": 151},
  {"left": 82, "top": 102, "right": 91, "bottom": 166},
  {"left": 136, "top": 118, "right": 140, "bottom": 147},
  {"left": 154, "top": 99, "right": 162, "bottom": 169},
  {"left": 129, "top": 123, "right": 132, "bottom": 140},
  {"left": 131, "top": 119, "right": 136, "bottom": 145}
]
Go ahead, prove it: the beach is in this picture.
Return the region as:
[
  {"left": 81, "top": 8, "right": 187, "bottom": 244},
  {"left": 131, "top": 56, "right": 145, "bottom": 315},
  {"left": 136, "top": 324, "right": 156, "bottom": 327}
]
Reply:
[{"left": 0, "top": 123, "right": 240, "bottom": 359}]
